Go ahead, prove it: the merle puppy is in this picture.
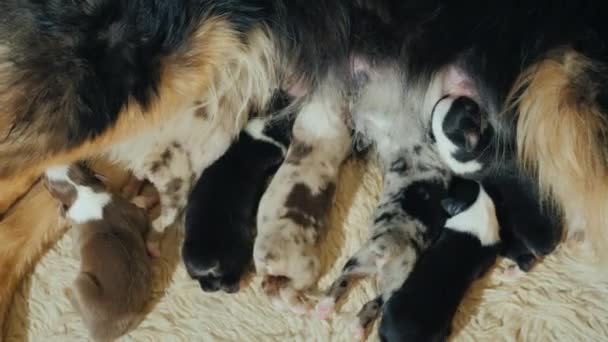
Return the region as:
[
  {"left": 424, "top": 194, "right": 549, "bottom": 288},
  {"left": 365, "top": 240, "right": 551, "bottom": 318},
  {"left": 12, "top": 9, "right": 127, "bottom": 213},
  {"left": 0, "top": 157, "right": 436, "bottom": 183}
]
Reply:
[
  {"left": 431, "top": 95, "right": 562, "bottom": 272},
  {"left": 182, "top": 110, "right": 293, "bottom": 294},
  {"left": 379, "top": 178, "right": 501, "bottom": 342}
]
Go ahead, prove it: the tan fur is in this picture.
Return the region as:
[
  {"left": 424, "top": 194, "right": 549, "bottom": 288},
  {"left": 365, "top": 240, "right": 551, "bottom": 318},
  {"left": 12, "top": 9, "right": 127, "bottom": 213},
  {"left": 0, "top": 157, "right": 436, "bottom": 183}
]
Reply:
[
  {"left": 0, "top": 181, "right": 67, "bottom": 339},
  {"left": 0, "top": 19, "right": 281, "bottom": 334},
  {"left": 0, "top": 167, "right": 41, "bottom": 215},
  {"left": 0, "top": 18, "right": 279, "bottom": 182},
  {"left": 44, "top": 165, "right": 152, "bottom": 342},
  {"left": 0, "top": 162, "right": 131, "bottom": 340},
  {"left": 104, "top": 26, "right": 279, "bottom": 255},
  {"left": 65, "top": 201, "right": 151, "bottom": 342},
  {"left": 509, "top": 49, "right": 608, "bottom": 261}
]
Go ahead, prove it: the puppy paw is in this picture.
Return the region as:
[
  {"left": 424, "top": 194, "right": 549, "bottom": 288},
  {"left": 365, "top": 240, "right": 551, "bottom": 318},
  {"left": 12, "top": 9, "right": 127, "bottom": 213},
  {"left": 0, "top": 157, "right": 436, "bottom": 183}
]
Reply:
[
  {"left": 502, "top": 264, "right": 526, "bottom": 280},
  {"left": 350, "top": 319, "right": 367, "bottom": 342},
  {"left": 146, "top": 239, "right": 162, "bottom": 258},
  {"left": 121, "top": 174, "right": 144, "bottom": 199},
  {"left": 314, "top": 297, "right": 336, "bottom": 320},
  {"left": 290, "top": 299, "right": 313, "bottom": 316},
  {"left": 132, "top": 194, "right": 159, "bottom": 211}
]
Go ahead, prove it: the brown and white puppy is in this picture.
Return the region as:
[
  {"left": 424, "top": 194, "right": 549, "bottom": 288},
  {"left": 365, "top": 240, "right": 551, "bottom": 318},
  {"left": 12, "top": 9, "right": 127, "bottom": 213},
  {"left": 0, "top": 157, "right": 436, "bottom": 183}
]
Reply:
[
  {"left": 254, "top": 79, "right": 352, "bottom": 314},
  {"left": 44, "top": 164, "right": 152, "bottom": 342}
]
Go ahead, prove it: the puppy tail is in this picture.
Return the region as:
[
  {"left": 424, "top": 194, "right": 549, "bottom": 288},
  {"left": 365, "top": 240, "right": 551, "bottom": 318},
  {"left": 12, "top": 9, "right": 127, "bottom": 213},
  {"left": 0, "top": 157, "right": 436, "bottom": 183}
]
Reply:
[{"left": 508, "top": 49, "right": 608, "bottom": 261}]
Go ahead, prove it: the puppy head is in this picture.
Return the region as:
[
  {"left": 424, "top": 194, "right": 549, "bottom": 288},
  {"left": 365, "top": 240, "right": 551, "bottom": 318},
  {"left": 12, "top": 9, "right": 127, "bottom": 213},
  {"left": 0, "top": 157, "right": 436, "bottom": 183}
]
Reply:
[
  {"left": 182, "top": 236, "right": 253, "bottom": 294},
  {"left": 431, "top": 96, "right": 493, "bottom": 175},
  {"left": 441, "top": 177, "right": 500, "bottom": 246},
  {"left": 44, "top": 164, "right": 107, "bottom": 212},
  {"left": 43, "top": 177, "right": 76, "bottom": 215}
]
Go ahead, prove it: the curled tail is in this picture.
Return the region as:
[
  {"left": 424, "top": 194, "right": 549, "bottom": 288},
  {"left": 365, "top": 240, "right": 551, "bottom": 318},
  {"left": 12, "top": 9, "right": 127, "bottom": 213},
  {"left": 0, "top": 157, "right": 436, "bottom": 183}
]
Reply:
[{"left": 509, "top": 49, "right": 608, "bottom": 260}]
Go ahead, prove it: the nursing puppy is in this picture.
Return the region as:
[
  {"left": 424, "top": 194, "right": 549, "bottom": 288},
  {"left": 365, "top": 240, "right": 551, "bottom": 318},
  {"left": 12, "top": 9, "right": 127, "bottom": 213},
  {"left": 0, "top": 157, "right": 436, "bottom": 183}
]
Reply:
[
  {"left": 3, "top": 0, "right": 608, "bottom": 320},
  {"left": 378, "top": 178, "right": 500, "bottom": 342},
  {"left": 44, "top": 164, "right": 151, "bottom": 341},
  {"left": 313, "top": 64, "right": 451, "bottom": 338},
  {"left": 254, "top": 81, "right": 352, "bottom": 314},
  {"left": 431, "top": 95, "right": 562, "bottom": 271},
  {"left": 182, "top": 112, "right": 293, "bottom": 294}
]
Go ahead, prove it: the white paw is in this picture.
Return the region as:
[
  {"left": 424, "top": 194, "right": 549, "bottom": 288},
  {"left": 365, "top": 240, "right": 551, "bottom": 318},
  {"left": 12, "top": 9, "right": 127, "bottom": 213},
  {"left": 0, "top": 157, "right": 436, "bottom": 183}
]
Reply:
[
  {"left": 350, "top": 319, "right": 366, "bottom": 341},
  {"left": 290, "top": 301, "right": 312, "bottom": 316},
  {"left": 314, "top": 297, "right": 336, "bottom": 320},
  {"left": 502, "top": 264, "right": 525, "bottom": 280},
  {"left": 269, "top": 296, "right": 289, "bottom": 312}
]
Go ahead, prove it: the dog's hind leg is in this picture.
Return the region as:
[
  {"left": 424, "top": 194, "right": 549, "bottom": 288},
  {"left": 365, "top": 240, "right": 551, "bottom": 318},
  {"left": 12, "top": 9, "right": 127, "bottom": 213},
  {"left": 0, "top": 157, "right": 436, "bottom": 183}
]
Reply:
[
  {"left": 314, "top": 238, "right": 386, "bottom": 320},
  {"left": 142, "top": 143, "right": 194, "bottom": 257}
]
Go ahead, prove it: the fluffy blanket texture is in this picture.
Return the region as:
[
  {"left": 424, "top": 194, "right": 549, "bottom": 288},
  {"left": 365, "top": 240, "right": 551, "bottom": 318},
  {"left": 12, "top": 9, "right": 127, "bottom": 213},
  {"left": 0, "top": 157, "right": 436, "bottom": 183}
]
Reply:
[{"left": 4, "top": 159, "right": 608, "bottom": 341}]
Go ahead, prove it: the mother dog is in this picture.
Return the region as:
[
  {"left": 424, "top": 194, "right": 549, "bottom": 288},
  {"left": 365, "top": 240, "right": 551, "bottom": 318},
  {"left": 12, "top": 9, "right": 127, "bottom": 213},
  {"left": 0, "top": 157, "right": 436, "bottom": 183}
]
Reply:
[{"left": 1, "top": 0, "right": 608, "bottom": 329}]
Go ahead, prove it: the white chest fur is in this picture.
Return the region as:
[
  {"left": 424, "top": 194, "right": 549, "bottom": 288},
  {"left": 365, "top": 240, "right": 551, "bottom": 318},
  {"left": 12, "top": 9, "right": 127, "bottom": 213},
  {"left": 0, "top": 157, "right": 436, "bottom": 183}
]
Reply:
[{"left": 45, "top": 166, "right": 112, "bottom": 224}]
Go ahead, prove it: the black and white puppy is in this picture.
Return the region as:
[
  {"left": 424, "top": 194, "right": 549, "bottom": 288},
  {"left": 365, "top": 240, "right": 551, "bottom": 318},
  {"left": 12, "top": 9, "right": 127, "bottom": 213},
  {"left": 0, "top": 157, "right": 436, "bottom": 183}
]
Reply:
[
  {"left": 431, "top": 96, "right": 562, "bottom": 272},
  {"left": 379, "top": 178, "right": 500, "bottom": 342},
  {"left": 182, "top": 111, "right": 293, "bottom": 294}
]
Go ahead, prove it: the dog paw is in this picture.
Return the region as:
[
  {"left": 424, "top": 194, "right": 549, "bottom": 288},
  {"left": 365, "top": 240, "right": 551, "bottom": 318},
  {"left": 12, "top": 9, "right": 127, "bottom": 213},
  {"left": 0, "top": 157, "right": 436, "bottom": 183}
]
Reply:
[
  {"left": 502, "top": 264, "right": 526, "bottom": 280},
  {"left": 121, "top": 174, "right": 144, "bottom": 199},
  {"left": 314, "top": 297, "right": 336, "bottom": 320},
  {"left": 350, "top": 319, "right": 367, "bottom": 342},
  {"left": 146, "top": 239, "right": 162, "bottom": 258},
  {"left": 290, "top": 299, "right": 313, "bottom": 316}
]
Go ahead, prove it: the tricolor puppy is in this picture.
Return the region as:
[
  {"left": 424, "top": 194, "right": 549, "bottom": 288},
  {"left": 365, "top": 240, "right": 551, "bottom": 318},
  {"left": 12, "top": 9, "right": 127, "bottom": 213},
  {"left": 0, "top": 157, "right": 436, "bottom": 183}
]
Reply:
[
  {"left": 431, "top": 96, "right": 562, "bottom": 272},
  {"left": 182, "top": 112, "right": 293, "bottom": 294},
  {"left": 379, "top": 178, "right": 500, "bottom": 342},
  {"left": 44, "top": 164, "right": 151, "bottom": 342}
]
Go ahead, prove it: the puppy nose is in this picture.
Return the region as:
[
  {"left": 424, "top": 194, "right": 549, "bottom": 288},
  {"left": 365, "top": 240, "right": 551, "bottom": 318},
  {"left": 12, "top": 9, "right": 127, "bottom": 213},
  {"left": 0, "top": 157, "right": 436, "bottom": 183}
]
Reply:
[
  {"left": 223, "top": 283, "right": 240, "bottom": 294},
  {"left": 198, "top": 278, "right": 221, "bottom": 292}
]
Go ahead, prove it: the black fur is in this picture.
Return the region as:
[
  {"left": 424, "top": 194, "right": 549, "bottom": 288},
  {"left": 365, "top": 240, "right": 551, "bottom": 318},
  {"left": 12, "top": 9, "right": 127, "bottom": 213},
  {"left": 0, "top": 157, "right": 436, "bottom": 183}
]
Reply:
[
  {"left": 0, "top": 0, "right": 283, "bottom": 179},
  {"left": 397, "top": 179, "right": 448, "bottom": 238},
  {"left": 483, "top": 167, "right": 562, "bottom": 271},
  {"left": 5, "top": 0, "right": 608, "bottom": 164},
  {"left": 182, "top": 112, "right": 293, "bottom": 294},
  {"left": 379, "top": 178, "right": 499, "bottom": 342},
  {"left": 438, "top": 96, "right": 494, "bottom": 165},
  {"left": 434, "top": 95, "right": 562, "bottom": 270}
]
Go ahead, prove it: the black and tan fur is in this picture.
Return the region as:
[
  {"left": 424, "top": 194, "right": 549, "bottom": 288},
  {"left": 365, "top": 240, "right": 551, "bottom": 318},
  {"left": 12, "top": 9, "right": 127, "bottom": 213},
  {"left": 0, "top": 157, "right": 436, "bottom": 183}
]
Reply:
[{"left": 2, "top": 0, "right": 608, "bottom": 323}]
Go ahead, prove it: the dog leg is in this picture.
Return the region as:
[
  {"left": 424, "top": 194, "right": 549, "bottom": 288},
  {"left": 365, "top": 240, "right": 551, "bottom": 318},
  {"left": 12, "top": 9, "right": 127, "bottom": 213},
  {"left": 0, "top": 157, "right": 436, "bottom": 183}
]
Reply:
[
  {"left": 318, "top": 145, "right": 449, "bottom": 321},
  {"left": 315, "top": 239, "right": 386, "bottom": 320},
  {"left": 142, "top": 143, "right": 194, "bottom": 257},
  {"left": 350, "top": 296, "right": 384, "bottom": 341},
  {"left": 255, "top": 84, "right": 351, "bottom": 314}
]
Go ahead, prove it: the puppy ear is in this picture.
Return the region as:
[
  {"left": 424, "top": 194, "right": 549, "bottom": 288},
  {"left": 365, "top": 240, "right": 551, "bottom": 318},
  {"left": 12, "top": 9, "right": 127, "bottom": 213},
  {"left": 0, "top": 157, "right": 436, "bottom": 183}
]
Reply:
[
  {"left": 441, "top": 198, "right": 467, "bottom": 216},
  {"left": 464, "top": 129, "right": 480, "bottom": 152}
]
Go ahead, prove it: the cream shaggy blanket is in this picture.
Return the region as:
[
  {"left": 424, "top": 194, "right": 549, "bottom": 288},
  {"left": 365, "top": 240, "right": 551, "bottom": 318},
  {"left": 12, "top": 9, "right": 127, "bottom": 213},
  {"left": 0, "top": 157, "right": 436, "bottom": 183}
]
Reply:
[{"left": 5, "top": 159, "right": 608, "bottom": 341}]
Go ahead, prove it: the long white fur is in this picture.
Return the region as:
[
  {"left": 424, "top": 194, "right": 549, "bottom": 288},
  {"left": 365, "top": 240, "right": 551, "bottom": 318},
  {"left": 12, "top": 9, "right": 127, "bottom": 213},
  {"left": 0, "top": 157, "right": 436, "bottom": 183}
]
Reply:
[
  {"left": 45, "top": 166, "right": 111, "bottom": 224},
  {"left": 445, "top": 185, "right": 500, "bottom": 246}
]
